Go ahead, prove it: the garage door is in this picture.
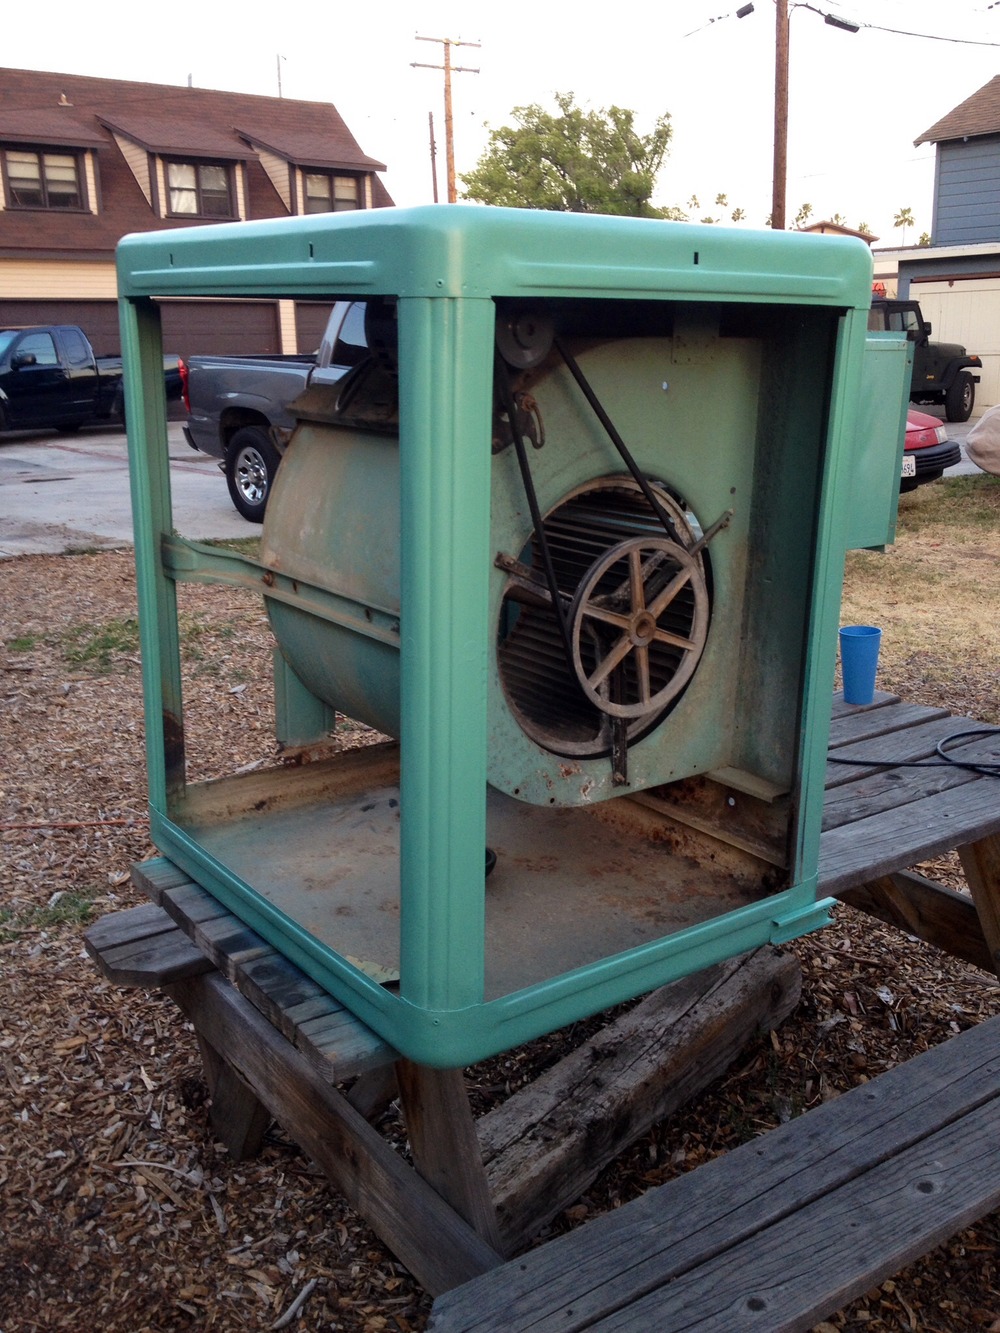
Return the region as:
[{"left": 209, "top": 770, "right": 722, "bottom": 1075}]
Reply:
[
  {"left": 912, "top": 276, "right": 1000, "bottom": 413},
  {"left": 157, "top": 300, "right": 281, "bottom": 359},
  {"left": 295, "top": 302, "right": 335, "bottom": 353},
  {"left": 0, "top": 300, "right": 120, "bottom": 354},
  {"left": 0, "top": 298, "right": 283, "bottom": 361}
]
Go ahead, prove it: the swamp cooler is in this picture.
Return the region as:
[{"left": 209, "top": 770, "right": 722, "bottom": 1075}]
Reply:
[{"left": 117, "top": 206, "right": 909, "bottom": 1065}]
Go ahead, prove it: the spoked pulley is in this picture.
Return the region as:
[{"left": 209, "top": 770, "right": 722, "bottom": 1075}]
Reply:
[
  {"left": 497, "top": 478, "right": 715, "bottom": 757},
  {"left": 569, "top": 534, "right": 709, "bottom": 719}
]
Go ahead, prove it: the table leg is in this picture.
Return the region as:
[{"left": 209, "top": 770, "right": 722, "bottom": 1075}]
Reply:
[
  {"left": 838, "top": 872, "right": 994, "bottom": 973},
  {"left": 958, "top": 834, "right": 1000, "bottom": 979},
  {"left": 396, "top": 1060, "right": 505, "bottom": 1254},
  {"left": 196, "top": 1033, "right": 271, "bottom": 1162}
]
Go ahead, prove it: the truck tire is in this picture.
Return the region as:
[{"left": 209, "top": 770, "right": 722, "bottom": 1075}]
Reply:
[
  {"left": 226, "top": 426, "right": 280, "bottom": 522},
  {"left": 945, "top": 372, "right": 975, "bottom": 423}
]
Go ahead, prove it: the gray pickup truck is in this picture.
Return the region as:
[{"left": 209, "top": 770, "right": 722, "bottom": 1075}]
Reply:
[{"left": 182, "top": 302, "right": 367, "bottom": 520}]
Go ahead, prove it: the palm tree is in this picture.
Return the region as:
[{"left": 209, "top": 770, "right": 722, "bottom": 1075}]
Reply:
[{"left": 893, "top": 207, "right": 915, "bottom": 246}]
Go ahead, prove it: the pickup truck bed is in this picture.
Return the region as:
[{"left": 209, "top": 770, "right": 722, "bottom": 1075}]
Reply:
[{"left": 182, "top": 303, "right": 363, "bottom": 520}]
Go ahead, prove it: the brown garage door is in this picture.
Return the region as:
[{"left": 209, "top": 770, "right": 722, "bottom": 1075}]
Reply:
[
  {"left": 0, "top": 297, "right": 283, "bottom": 360},
  {"left": 157, "top": 300, "right": 282, "bottom": 359},
  {"left": 295, "top": 302, "right": 335, "bottom": 353},
  {"left": 0, "top": 300, "right": 120, "bottom": 353}
]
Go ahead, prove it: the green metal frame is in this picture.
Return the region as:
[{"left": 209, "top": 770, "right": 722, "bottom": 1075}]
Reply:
[{"left": 118, "top": 206, "right": 890, "bottom": 1067}]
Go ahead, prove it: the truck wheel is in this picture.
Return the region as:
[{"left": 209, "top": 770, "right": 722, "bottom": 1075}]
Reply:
[
  {"left": 945, "top": 372, "right": 975, "bottom": 423},
  {"left": 226, "top": 427, "right": 280, "bottom": 522}
]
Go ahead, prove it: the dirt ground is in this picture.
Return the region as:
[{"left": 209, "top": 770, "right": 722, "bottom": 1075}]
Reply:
[{"left": 2, "top": 477, "right": 1000, "bottom": 1332}]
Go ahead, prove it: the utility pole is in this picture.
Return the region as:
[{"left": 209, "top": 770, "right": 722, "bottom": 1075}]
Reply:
[
  {"left": 428, "top": 112, "right": 439, "bottom": 203},
  {"left": 772, "top": 0, "right": 789, "bottom": 230},
  {"left": 768, "top": 2, "right": 857, "bottom": 230},
  {"left": 412, "top": 35, "right": 480, "bottom": 203}
]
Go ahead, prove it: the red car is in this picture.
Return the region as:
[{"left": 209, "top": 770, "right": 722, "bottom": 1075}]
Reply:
[{"left": 901, "top": 408, "right": 961, "bottom": 492}]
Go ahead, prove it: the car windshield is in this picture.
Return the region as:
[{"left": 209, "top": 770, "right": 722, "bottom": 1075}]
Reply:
[{"left": 0, "top": 330, "right": 21, "bottom": 360}]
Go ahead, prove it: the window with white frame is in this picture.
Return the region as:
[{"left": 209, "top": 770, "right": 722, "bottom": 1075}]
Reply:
[
  {"left": 166, "top": 160, "right": 234, "bottom": 218},
  {"left": 2, "top": 148, "right": 84, "bottom": 209}
]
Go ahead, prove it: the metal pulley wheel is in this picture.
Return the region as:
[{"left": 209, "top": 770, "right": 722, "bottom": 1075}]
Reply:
[
  {"left": 495, "top": 306, "right": 555, "bottom": 370},
  {"left": 568, "top": 535, "right": 709, "bottom": 719}
]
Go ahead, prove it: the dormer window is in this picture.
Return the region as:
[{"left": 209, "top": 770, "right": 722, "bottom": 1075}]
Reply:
[
  {"left": 304, "top": 172, "right": 360, "bottom": 213},
  {"left": 166, "top": 160, "right": 234, "bottom": 218},
  {"left": 3, "top": 147, "right": 84, "bottom": 209}
]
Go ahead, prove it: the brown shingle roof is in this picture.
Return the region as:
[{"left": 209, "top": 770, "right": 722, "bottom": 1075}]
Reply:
[
  {"left": 915, "top": 75, "right": 1000, "bottom": 146},
  {"left": 237, "top": 127, "right": 385, "bottom": 173},
  {"left": 0, "top": 66, "right": 392, "bottom": 258},
  {"left": 0, "top": 108, "right": 106, "bottom": 147},
  {"left": 98, "top": 114, "right": 258, "bottom": 160}
]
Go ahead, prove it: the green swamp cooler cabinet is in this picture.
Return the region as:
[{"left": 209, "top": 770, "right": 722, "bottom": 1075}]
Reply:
[{"left": 118, "top": 206, "right": 907, "bottom": 1067}]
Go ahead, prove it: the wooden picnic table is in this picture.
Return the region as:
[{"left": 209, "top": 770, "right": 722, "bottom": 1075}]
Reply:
[
  {"left": 84, "top": 692, "right": 1000, "bottom": 1330},
  {"left": 822, "top": 690, "right": 1000, "bottom": 973}
]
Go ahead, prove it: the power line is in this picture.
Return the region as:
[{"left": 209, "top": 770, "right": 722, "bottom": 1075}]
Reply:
[{"left": 859, "top": 21, "right": 1000, "bottom": 44}]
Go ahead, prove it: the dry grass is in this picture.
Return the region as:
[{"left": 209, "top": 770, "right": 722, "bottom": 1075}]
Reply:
[
  {"left": 2, "top": 475, "right": 1000, "bottom": 1331},
  {"left": 841, "top": 475, "right": 1000, "bottom": 723}
]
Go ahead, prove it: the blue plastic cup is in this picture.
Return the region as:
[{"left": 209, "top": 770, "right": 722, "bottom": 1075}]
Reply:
[{"left": 839, "top": 625, "right": 882, "bottom": 705}]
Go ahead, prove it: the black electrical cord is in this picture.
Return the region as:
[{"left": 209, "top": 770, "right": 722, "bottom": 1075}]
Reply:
[{"left": 827, "top": 726, "right": 1000, "bottom": 777}]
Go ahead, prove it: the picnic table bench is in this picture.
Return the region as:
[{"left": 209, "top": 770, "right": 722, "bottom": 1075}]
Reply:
[{"left": 85, "top": 692, "right": 1000, "bottom": 1329}]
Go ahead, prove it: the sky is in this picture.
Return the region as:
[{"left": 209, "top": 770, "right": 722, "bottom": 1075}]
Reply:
[{"left": 8, "top": 0, "right": 1000, "bottom": 245}]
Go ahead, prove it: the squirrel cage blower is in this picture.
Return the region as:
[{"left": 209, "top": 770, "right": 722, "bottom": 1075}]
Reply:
[{"left": 116, "top": 206, "right": 907, "bottom": 1066}]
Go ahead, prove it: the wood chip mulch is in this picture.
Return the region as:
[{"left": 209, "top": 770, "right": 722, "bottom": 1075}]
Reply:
[{"left": 3, "top": 548, "right": 1000, "bottom": 1333}]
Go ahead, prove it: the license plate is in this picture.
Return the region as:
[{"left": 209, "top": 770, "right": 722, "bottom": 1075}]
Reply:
[{"left": 901, "top": 455, "right": 916, "bottom": 478}]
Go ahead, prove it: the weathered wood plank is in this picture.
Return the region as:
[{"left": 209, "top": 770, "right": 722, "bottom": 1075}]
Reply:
[
  {"left": 84, "top": 909, "right": 214, "bottom": 987},
  {"left": 825, "top": 701, "right": 950, "bottom": 751},
  {"left": 396, "top": 1062, "right": 504, "bottom": 1253},
  {"left": 131, "top": 856, "right": 198, "bottom": 903},
  {"left": 236, "top": 949, "right": 328, "bottom": 1018},
  {"left": 478, "top": 948, "right": 801, "bottom": 1252},
  {"left": 823, "top": 714, "right": 996, "bottom": 791},
  {"left": 819, "top": 775, "right": 1000, "bottom": 895},
  {"left": 166, "top": 971, "right": 502, "bottom": 1296},
  {"left": 294, "top": 1009, "right": 396, "bottom": 1080},
  {"left": 84, "top": 901, "right": 178, "bottom": 952},
  {"left": 579, "top": 1096, "right": 1000, "bottom": 1332},
  {"left": 822, "top": 746, "right": 982, "bottom": 828},
  {"left": 428, "top": 1014, "right": 1000, "bottom": 1332},
  {"left": 839, "top": 872, "right": 994, "bottom": 973},
  {"left": 146, "top": 861, "right": 396, "bottom": 1082},
  {"left": 828, "top": 689, "right": 899, "bottom": 721},
  {"left": 177, "top": 911, "right": 273, "bottom": 976},
  {"left": 158, "top": 878, "right": 233, "bottom": 925}
]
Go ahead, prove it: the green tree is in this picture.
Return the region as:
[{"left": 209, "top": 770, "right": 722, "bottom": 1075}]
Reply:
[
  {"left": 460, "top": 93, "right": 674, "bottom": 218},
  {"left": 793, "top": 202, "right": 813, "bottom": 228},
  {"left": 894, "top": 206, "right": 915, "bottom": 245},
  {"left": 918, "top": 231, "right": 932, "bottom": 247}
]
